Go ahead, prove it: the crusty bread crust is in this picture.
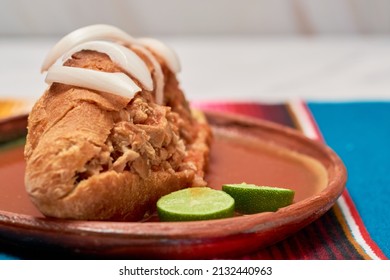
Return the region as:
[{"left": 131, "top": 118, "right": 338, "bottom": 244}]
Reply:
[{"left": 24, "top": 51, "right": 211, "bottom": 221}]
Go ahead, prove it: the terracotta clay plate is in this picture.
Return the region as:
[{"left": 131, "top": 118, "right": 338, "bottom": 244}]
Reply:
[{"left": 0, "top": 111, "right": 346, "bottom": 259}]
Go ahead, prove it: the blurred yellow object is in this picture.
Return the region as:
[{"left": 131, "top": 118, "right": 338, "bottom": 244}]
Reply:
[{"left": 0, "top": 99, "right": 31, "bottom": 119}]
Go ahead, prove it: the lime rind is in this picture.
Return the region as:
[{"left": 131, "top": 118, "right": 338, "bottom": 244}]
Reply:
[
  {"left": 157, "top": 187, "right": 235, "bottom": 222},
  {"left": 222, "top": 183, "right": 295, "bottom": 214}
]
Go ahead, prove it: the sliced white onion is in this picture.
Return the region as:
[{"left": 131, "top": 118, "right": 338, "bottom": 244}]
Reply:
[
  {"left": 41, "top": 24, "right": 137, "bottom": 72},
  {"left": 63, "top": 41, "right": 153, "bottom": 91},
  {"left": 45, "top": 65, "right": 141, "bottom": 98},
  {"left": 138, "top": 37, "right": 181, "bottom": 73},
  {"left": 132, "top": 45, "right": 165, "bottom": 105},
  {"left": 41, "top": 24, "right": 183, "bottom": 104}
]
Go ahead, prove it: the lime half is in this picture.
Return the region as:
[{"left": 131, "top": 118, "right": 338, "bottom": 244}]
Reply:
[
  {"left": 157, "top": 187, "right": 235, "bottom": 222},
  {"left": 222, "top": 183, "right": 295, "bottom": 214}
]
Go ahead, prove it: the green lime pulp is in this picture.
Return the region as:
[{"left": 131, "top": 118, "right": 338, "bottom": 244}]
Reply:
[{"left": 157, "top": 187, "right": 235, "bottom": 222}]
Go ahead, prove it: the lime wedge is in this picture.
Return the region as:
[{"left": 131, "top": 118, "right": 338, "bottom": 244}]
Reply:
[
  {"left": 157, "top": 187, "right": 235, "bottom": 222},
  {"left": 222, "top": 183, "right": 295, "bottom": 214}
]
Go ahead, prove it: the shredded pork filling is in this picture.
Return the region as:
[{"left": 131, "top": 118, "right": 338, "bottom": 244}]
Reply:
[{"left": 74, "top": 91, "right": 196, "bottom": 185}]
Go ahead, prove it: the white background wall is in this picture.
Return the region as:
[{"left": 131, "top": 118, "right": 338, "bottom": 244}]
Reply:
[
  {"left": 1, "top": 0, "right": 390, "bottom": 102},
  {"left": 1, "top": 0, "right": 390, "bottom": 37}
]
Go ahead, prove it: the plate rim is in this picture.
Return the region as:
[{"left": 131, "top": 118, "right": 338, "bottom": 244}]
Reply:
[{"left": 0, "top": 111, "right": 347, "bottom": 252}]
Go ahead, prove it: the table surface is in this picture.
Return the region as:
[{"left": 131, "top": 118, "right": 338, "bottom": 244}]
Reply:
[{"left": 1, "top": 36, "right": 390, "bottom": 102}]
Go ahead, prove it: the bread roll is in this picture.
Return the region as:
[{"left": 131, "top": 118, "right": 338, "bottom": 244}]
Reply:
[{"left": 24, "top": 27, "right": 212, "bottom": 221}]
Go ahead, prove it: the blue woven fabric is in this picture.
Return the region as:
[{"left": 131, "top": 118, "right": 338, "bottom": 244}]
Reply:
[{"left": 309, "top": 102, "right": 390, "bottom": 258}]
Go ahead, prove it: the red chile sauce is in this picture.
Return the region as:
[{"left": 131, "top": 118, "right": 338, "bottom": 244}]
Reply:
[{"left": 0, "top": 131, "right": 327, "bottom": 220}]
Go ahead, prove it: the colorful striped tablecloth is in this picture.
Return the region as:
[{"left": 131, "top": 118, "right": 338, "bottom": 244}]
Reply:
[{"left": 0, "top": 99, "right": 388, "bottom": 260}]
